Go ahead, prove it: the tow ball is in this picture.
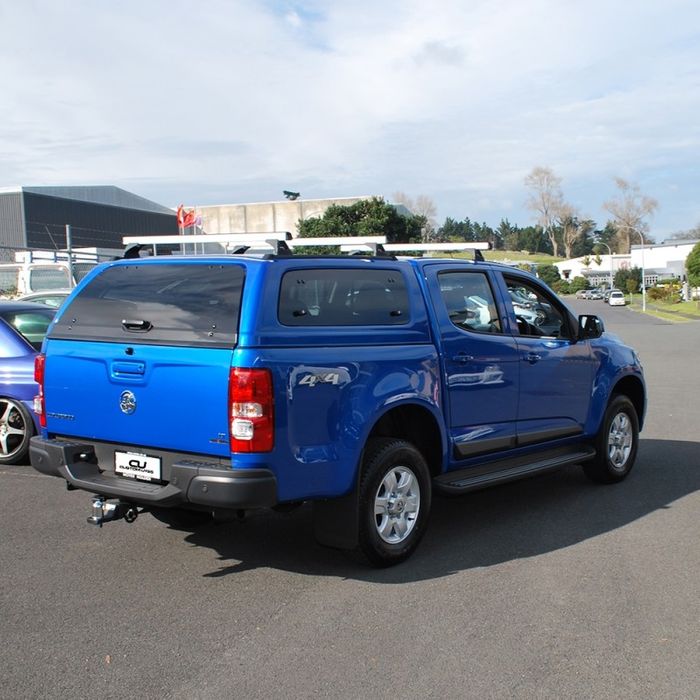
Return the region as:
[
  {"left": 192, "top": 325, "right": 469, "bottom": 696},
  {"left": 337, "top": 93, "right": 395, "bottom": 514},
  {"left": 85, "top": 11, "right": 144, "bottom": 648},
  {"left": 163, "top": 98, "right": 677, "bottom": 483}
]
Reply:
[{"left": 87, "top": 497, "right": 139, "bottom": 527}]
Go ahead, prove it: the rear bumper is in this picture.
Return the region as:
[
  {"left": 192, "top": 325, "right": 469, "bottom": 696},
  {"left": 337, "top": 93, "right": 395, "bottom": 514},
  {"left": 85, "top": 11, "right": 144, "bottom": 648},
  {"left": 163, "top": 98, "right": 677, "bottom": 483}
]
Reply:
[{"left": 29, "top": 436, "right": 278, "bottom": 510}]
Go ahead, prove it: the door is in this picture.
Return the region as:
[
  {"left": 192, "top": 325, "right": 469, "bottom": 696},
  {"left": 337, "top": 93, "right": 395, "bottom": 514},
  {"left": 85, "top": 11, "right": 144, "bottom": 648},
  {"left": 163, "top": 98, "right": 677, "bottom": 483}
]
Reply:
[
  {"left": 499, "top": 273, "right": 595, "bottom": 445},
  {"left": 427, "top": 268, "right": 520, "bottom": 461}
]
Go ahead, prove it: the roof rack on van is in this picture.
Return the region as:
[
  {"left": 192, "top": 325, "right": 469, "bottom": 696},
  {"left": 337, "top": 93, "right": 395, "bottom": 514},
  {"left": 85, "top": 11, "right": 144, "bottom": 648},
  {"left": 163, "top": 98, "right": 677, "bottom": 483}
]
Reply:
[
  {"left": 289, "top": 238, "right": 491, "bottom": 260},
  {"left": 122, "top": 232, "right": 293, "bottom": 257},
  {"left": 121, "top": 233, "right": 491, "bottom": 261},
  {"left": 383, "top": 242, "right": 490, "bottom": 261},
  {"left": 293, "top": 236, "right": 389, "bottom": 256}
]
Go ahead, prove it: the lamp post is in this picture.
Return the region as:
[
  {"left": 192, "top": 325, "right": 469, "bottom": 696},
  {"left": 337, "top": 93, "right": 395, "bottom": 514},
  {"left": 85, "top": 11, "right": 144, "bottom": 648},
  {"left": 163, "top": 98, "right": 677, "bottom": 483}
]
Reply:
[
  {"left": 594, "top": 240, "right": 613, "bottom": 291},
  {"left": 636, "top": 228, "right": 646, "bottom": 313}
]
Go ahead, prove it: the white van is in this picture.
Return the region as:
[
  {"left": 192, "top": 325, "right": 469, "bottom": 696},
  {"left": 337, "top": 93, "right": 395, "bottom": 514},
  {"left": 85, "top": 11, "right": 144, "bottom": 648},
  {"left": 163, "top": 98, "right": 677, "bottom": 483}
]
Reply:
[
  {"left": 0, "top": 262, "right": 73, "bottom": 297},
  {"left": 0, "top": 249, "right": 114, "bottom": 297}
]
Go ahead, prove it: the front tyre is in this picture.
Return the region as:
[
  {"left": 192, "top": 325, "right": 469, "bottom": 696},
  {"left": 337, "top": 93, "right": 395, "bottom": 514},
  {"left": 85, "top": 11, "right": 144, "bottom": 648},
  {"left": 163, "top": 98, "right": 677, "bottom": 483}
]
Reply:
[
  {"left": 584, "top": 395, "right": 639, "bottom": 484},
  {"left": 358, "top": 438, "right": 431, "bottom": 567}
]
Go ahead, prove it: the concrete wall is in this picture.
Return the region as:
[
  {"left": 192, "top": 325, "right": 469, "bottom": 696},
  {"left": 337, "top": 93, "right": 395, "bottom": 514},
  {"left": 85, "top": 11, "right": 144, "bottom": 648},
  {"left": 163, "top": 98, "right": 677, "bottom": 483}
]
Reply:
[{"left": 198, "top": 196, "right": 376, "bottom": 236}]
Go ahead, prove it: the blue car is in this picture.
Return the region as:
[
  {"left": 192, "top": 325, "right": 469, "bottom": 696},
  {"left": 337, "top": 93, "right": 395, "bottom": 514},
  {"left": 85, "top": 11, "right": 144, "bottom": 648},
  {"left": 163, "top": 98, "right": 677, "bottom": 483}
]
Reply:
[{"left": 0, "top": 301, "right": 56, "bottom": 464}]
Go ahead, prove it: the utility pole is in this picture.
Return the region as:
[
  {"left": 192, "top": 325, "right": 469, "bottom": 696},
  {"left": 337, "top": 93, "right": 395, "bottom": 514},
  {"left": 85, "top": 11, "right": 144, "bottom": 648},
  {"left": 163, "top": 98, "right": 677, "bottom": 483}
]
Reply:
[
  {"left": 65, "top": 224, "right": 74, "bottom": 288},
  {"left": 636, "top": 228, "right": 646, "bottom": 313}
]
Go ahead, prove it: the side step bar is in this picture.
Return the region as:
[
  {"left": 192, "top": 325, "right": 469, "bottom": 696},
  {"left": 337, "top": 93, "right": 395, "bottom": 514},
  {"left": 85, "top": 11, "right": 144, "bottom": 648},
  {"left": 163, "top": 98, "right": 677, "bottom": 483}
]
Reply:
[{"left": 434, "top": 445, "right": 596, "bottom": 495}]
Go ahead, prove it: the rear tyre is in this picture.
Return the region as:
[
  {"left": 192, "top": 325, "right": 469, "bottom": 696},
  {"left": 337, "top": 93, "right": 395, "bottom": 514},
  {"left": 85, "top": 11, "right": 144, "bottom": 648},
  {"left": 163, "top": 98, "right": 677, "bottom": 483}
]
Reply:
[
  {"left": 0, "top": 398, "right": 34, "bottom": 465},
  {"left": 357, "top": 438, "right": 431, "bottom": 567},
  {"left": 150, "top": 507, "right": 213, "bottom": 530},
  {"left": 583, "top": 395, "right": 639, "bottom": 484}
]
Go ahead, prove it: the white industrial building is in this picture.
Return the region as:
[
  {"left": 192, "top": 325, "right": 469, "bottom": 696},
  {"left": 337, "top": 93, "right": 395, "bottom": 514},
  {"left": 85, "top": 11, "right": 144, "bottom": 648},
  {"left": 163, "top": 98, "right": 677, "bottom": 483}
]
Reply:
[{"left": 556, "top": 239, "right": 699, "bottom": 288}]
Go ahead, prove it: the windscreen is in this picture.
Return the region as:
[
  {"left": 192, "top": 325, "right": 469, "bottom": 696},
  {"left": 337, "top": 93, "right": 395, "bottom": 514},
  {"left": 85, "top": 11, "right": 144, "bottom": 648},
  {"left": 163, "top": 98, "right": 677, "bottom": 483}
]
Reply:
[{"left": 49, "top": 263, "right": 245, "bottom": 347}]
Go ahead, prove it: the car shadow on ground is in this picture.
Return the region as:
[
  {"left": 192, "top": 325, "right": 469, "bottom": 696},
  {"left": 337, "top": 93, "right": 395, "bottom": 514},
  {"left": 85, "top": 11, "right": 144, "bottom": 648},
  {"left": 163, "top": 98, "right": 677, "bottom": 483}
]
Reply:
[{"left": 183, "top": 438, "right": 699, "bottom": 583}]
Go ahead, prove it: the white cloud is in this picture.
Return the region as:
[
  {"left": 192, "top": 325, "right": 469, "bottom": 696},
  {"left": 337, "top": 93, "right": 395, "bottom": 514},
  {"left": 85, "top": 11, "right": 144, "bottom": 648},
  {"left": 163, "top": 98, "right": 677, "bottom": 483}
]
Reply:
[{"left": 1, "top": 0, "right": 699, "bottom": 235}]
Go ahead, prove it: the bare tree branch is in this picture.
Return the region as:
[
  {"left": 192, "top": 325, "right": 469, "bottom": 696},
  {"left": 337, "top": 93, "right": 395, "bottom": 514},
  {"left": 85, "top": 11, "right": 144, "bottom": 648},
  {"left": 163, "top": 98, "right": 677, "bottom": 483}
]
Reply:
[
  {"left": 524, "top": 166, "right": 563, "bottom": 257},
  {"left": 602, "top": 178, "right": 658, "bottom": 254}
]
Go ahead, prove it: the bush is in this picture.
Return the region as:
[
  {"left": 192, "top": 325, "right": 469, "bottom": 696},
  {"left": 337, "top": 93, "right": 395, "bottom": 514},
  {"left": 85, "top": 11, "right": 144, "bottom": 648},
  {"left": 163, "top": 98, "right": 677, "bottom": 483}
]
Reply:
[
  {"left": 614, "top": 266, "right": 642, "bottom": 292},
  {"left": 537, "top": 263, "right": 561, "bottom": 287},
  {"left": 551, "top": 279, "right": 571, "bottom": 295},
  {"left": 569, "top": 276, "right": 589, "bottom": 293},
  {"left": 686, "top": 242, "right": 700, "bottom": 287},
  {"left": 647, "top": 284, "right": 682, "bottom": 303}
]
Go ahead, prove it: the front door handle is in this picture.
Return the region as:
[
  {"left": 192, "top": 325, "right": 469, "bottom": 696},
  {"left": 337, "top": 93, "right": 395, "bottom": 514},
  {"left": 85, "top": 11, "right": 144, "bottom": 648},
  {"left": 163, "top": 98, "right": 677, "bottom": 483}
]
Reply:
[{"left": 526, "top": 352, "right": 542, "bottom": 364}]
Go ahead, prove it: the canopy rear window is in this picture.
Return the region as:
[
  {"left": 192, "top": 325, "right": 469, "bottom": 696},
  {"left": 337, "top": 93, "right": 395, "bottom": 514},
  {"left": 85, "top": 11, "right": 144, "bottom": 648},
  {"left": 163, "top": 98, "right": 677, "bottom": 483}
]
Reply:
[
  {"left": 50, "top": 263, "right": 245, "bottom": 347},
  {"left": 278, "top": 269, "right": 409, "bottom": 326}
]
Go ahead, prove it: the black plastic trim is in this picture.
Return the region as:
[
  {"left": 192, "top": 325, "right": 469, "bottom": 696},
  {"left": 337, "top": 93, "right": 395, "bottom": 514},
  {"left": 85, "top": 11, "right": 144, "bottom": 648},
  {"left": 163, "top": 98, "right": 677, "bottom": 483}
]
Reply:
[
  {"left": 29, "top": 436, "right": 277, "bottom": 509},
  {"left": 516, "top": 426, "right": 583, "bottom": 446},
  {"left": 453, "top": 435, "right": 517, "bottom": 459}
]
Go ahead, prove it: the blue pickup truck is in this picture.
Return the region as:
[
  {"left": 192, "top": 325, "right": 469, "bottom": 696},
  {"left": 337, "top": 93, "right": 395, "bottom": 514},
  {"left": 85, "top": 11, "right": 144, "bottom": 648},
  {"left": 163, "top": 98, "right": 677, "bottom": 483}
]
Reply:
[{"left": 30, "top": 248, "right": 645, "bottom": 566}]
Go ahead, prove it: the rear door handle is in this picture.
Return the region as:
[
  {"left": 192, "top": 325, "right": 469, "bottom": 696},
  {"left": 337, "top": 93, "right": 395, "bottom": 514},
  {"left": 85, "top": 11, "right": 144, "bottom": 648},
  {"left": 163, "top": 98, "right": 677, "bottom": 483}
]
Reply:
[
  {"left": 122, "top": 319, "right": 153, "bottom": 332},
  {"left": 452, "top": 352, "right": 475, "bottom": 363},
  {"left": 111, "top": 361, "right": 146, "bottom": 378}
]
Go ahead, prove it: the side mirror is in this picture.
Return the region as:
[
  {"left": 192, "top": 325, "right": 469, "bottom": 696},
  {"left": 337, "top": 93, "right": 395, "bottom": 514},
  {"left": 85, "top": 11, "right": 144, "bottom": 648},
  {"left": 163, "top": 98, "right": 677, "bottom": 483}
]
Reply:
[{"left": 578, "top": 314, "right": 604, "bottom": 340}]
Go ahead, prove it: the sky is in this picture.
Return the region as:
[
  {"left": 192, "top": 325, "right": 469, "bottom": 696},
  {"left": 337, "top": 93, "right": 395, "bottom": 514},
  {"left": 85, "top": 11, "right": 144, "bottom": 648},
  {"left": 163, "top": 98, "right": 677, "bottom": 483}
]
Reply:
[{"left": 2, "top": 0, "right": 700, "bottom": 240}]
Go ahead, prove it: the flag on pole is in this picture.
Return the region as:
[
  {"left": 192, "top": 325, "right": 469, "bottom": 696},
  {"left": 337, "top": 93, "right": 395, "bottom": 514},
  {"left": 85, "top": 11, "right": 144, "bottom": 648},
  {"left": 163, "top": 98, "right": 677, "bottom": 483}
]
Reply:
[{"left": 177, "top": 204, "right": 197, "bottom": 229}]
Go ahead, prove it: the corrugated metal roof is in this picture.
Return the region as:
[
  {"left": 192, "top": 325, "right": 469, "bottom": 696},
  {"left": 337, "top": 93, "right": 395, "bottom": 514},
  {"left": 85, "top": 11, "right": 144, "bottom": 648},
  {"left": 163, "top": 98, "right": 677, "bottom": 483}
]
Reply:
[{"left": 0, "top": 185, "right": 173, "bottom": 215}]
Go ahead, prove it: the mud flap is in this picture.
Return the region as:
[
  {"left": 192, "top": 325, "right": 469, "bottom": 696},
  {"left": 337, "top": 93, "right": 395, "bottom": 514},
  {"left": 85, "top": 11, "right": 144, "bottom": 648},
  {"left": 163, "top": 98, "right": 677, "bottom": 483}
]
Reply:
[{"left": 312, "top": 485, "right": 359, "bottom": 550}]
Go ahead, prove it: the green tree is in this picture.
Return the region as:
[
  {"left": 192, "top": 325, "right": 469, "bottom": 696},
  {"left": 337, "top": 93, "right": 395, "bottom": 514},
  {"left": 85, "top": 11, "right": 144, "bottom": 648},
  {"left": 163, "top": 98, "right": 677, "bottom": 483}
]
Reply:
[
  {"left": 686, "top": 242, "right": 700, "bottom": 287},
  {"left": 297, "top": 198, "right": 421, "bottom": 243},
  {"left": 537, "top": 263, "right": 561, "bottom": 287},
  {"left": 614, "top": 266, "right": 642, "bottom": 292},
  {"left": 519, "top": 226, "right": 551, "bottom": 254},
  {"left": 437, "top": 217, "right": 474, "bottom": 242},
  {"left": 570, "top": 276, "right": 589, "bottom": 293},
  {"left": 498, "top": 218, "right": 520, "bottom": 250}
]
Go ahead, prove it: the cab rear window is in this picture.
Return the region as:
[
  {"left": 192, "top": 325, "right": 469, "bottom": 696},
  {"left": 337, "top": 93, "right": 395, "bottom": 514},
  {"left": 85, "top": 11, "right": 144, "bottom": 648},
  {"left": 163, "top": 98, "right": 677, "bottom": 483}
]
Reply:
[{"left": 49, "top": 263, "right": 244, "bottom": 347}]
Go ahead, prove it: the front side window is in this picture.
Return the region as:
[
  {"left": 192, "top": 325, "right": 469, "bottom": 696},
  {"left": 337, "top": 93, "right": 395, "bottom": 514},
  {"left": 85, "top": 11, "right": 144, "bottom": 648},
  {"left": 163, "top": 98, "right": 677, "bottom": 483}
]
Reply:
[
  {"left": 504, "top": 276, "right": 568, "bottom": 338},
  {"left": 279, "top": 269, "right": 409, "bottom": 326},
  {"left": 439, "top": 271, "right": 502, "bottom": 334}
]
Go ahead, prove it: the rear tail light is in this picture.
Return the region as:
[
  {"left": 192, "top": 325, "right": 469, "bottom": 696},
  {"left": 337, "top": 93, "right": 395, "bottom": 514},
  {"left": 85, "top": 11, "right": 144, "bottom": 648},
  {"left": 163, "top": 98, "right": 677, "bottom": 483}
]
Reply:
[
  {"left": 229, "top": 368, "right": 274, "bottom": 453},
  {"left": 34, "top": 354, "right": 46, "bottom": 428}
]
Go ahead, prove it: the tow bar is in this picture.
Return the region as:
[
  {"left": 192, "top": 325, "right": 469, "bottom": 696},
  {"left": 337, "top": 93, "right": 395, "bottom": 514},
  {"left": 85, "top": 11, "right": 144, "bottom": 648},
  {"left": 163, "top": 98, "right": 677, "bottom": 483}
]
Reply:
[{"left": 87, "top": 497, "right": 140, "bottom": 527}]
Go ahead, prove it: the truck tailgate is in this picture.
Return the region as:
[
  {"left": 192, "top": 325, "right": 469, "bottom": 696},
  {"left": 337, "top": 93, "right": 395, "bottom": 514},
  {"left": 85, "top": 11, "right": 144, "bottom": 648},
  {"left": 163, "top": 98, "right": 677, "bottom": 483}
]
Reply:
[{"left": 44, "top": 340, "right": 233, "bottom": 458}]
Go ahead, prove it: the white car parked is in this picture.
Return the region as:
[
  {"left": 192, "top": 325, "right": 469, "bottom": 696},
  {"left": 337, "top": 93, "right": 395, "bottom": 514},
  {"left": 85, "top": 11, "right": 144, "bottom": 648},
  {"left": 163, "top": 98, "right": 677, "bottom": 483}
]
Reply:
[{"left": 608, "top": 290, "right": 626, "bottom": 306}]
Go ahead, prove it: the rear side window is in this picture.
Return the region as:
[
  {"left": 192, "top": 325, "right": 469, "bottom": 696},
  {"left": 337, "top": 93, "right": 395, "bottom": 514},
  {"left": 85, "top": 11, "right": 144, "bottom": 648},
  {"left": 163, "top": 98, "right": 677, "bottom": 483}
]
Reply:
[
  {"left": 0, "top": 310, "right": 56, "bottom": 351},
  {"left": 279, "top": 269, "right": 409, "bottom": 326},
  {"left": 50, "top": 263, "right": 245, "bottom": 347}
]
